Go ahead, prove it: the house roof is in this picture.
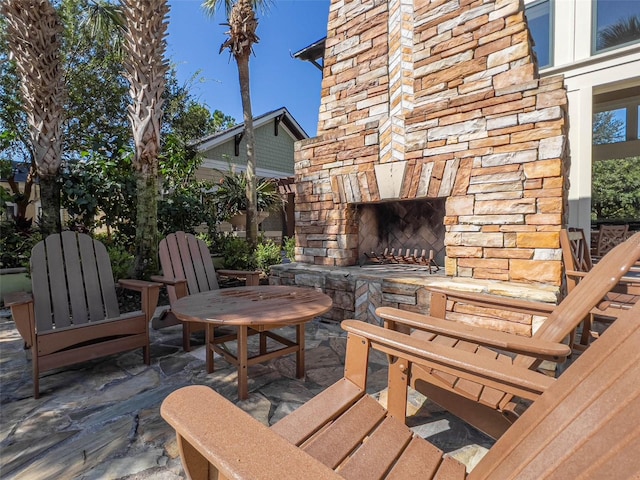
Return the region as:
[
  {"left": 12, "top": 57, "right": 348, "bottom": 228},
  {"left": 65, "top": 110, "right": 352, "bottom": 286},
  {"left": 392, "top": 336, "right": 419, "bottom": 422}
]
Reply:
[
  {"left": 0, "top": 162, "right": 33, "bottom": 183},
  {"left": 190, "top": 107, "right": 308, "bottom": 152}
]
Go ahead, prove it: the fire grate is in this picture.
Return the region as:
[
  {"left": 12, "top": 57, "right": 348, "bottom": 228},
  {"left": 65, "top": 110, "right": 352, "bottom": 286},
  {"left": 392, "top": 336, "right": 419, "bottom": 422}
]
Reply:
[{"left": 364, "top": 248, "right": 440, "bottom": 274}]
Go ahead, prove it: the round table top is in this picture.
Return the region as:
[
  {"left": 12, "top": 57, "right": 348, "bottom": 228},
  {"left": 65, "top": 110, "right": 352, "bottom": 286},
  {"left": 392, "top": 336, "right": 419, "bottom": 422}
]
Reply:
[{"left": 171, "top": 285, "right": 333, "bottom": 326}]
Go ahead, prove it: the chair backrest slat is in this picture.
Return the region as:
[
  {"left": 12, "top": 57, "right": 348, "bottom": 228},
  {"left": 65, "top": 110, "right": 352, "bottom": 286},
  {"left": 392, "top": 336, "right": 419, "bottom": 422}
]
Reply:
[
  {"left": 77, "top": 232, "right": 105, "bottom": 322},
  {"left": 187, "top": 233, "right": 218, "bottom": 292},
  {"left": 30, "top": 232, "right": 120, "bottom": 332},
  {"left": 44, "top": 234, "right": 71, "bottom": 328},
  {"left": 61, "top": 231, "right": 89, "bottom": 324},
  {"left": 471, "top": 302, "right": 640, "bottom": 479},
  {"left": 560, "top": 227, "right": 592, "bottom": 273},
  {"left": 160, "top": 232, "right": 218, "bottom": 296},
  {"left": 31, "top": 241, "right": 56, "bottom": 332},
  {"left": 91, "top": 235, "right": 120, "bottom": 318}
]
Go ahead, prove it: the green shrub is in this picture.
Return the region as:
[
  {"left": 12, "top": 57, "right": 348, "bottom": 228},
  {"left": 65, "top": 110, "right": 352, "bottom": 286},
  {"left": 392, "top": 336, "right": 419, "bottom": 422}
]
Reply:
[
  {"left": 255, "top": 240, "right": 282, "bottom": 272},
  {"left": 221, "top": 236, "right": 257, "bottom": 271},
  {"left": 0, "top": 220, "right": 41, "bottom": 269},
  {"left": 283, "top": 236, "right": 295, "bottom": 261},
  {"left": 106, "top": 243, "right": 135, "bottom": 281}
]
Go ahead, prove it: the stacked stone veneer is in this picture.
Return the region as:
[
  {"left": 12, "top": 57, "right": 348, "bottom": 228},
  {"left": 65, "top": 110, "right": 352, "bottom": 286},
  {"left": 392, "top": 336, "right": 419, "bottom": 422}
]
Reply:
[{"left": 294, "top": 0, "right": 569, "bottom": 288}]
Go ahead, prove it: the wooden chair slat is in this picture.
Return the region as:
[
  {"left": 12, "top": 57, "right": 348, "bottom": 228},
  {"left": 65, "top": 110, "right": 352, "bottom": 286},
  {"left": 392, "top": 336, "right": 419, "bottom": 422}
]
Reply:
[
  {"left": 197, "top": 236, "right": 218, "bottom": 291},
  {"left": 61, "top": 231, "right": 89, "bottom": 324},
  {"left": 163, "top": 233, "right": 182, "bottom": 281},
  {"left": 429, "top": 335, "right": 459, "bottom": 386},
  {"left": 433, "top": 455, "right": 468, "bottom": 479},
  {"left": 386, "top": 436, "right": 447, "bottom": 480},
  {"left": 271, "top": 378, "right": 364, "bottom": 446},
  {"left": 45, "top": 234, "right": 71, "bottom": 328},
  {"left": 337, "top": 415, "right": 413, "bottom": 480},
  {"left": 187, "top": 233, "right": 214, "bottom": 293},
  {"left": 31, "top": 241, "right": 54, "bottom": 332},
  {"left": 450, "top": 341, "right": 484, "bottom": 401},
  {"left": 302, "top": 395, "right": 387, "bottom": 469},
  {"left": 92, "top": 236, "right": 119, "bottom": 318},
  {"left": 176, "top": 231, "right": 200, "bottom": 295},
  {"left": 77, "top": 231, "right": 106, "bottom": 322}
]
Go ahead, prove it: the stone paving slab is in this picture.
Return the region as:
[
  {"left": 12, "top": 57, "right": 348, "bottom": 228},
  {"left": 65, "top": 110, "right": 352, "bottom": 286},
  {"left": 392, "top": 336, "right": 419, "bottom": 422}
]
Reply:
[{"left": 0, "top": 311, "right": 493, "bottom": 479}]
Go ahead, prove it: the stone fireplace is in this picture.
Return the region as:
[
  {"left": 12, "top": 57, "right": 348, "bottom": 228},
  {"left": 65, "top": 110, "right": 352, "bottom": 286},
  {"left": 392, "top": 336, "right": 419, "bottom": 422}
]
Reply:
[
  {"left": 358, "top": 199, "right": 446, "bottom": 266},
  {"left": 272, "top": 0, "right": 570, "bottom": 329}
]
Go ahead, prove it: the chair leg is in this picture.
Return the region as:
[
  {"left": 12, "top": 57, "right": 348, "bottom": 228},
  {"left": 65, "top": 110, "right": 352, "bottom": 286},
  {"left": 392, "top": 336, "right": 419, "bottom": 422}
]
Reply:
[
  {"left": 296, "top": 324, "right": 305, "bottom": 379},
  {"left": 183, "top": 322, "right": 191, "bottom": 352},
  {"left": 33, "top": 353, "right": 40, "bottom": 399},
  {"left": 143, "top": 343, "right": 150, "bottom": 365}
]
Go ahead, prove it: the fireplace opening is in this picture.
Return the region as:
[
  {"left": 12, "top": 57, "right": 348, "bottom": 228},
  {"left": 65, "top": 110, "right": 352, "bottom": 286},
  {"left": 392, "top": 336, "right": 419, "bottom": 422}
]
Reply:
[{"left": 357, "top": 198, "right": 446, "bottom": 268}]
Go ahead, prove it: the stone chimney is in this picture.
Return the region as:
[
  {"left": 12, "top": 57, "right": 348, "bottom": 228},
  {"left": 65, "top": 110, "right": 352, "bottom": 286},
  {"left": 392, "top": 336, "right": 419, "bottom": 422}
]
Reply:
[{"left": 294, "top": 0, "right": 569, "bottom": 288}]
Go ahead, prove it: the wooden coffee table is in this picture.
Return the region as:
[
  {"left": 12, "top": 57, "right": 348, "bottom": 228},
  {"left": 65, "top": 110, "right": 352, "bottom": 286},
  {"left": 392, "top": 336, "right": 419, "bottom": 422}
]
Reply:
[{"left": 171, "top": 285, "right": 333, "bottom": 399}]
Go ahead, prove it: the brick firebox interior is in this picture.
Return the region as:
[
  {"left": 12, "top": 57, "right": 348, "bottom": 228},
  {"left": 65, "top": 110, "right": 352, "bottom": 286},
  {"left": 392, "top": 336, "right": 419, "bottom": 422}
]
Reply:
[{"left": 293, "top": 0, "right": 569, "bottom": 290}]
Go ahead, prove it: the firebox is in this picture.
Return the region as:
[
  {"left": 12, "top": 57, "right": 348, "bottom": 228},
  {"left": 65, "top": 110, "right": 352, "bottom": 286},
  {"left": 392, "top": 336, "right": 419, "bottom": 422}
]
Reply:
[{"left": 358, "top": 198, "right": 446, "bottom": 267}]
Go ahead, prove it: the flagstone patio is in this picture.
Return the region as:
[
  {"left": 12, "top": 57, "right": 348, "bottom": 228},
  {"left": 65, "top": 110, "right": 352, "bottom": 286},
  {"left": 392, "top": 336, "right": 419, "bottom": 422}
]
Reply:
[{"left": 0, "top": 307, "right": 493, "bottom": 479}]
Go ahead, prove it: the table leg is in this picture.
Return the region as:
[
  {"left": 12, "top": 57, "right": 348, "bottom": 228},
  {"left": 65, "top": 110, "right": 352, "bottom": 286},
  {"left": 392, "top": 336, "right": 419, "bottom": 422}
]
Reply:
[
  {"left": 259, "top": 331, "right": 267, "bottom": 355},
  {"left": 238, "top": 325, "right": 249, "bottom": 400},
  {"left": 206, "top": 324, "right": 214, "bottom": 374},
  {"left": 296, "top": 323, "right": 305, "bottom": 379}
]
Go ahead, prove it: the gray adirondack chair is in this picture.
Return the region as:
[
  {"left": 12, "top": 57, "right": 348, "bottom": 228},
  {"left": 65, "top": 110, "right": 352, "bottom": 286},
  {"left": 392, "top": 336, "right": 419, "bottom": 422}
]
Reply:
[{"left": 4, "top": 231, "right": 160, "bottom": 398}]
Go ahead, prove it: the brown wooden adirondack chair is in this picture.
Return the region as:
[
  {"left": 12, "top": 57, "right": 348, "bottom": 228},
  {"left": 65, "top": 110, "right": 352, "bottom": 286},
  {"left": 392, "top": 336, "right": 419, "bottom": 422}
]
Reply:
[
  {"left": 593, "top": 223, "right": 629, "bottom": 258},
  {"left": 151, "top": 231, "right": 260, "bottom": 351},
  {"left": 377, "top": 231, "right": 640, "bottom": 439},
  {"left": 4, "top": 231, "right": 160, "bottom": 398},
  {"left": 560, "top": 227, "right": 639, "bottom": 347},
  {"left": 161, "top": 301, "right": 640, "bottom": 479}
]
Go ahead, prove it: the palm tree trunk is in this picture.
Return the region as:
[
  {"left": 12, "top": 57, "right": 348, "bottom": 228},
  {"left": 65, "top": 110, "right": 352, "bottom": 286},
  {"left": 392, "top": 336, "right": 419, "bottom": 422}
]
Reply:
[
  {"left": 39, "top": 174, "right": 62, "bottom": 233},
  {"left": 236, "top": 51, "right": 258, "bottom": 248},
  {"left": 134, "top": 167, "right": 159, "bottom": 277},
  {"left": 2, "top": 0, "right": 66, "bottom": 236},
  {"left": 121, "top": 0, "right": 169, "bottom": 278}
]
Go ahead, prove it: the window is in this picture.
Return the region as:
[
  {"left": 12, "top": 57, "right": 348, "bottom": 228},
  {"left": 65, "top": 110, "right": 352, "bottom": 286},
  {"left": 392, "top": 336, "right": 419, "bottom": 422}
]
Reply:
[
  {"left": 593, "top": 108, "right": 626, "bottom": 145},
  {"left": 525, "top": 0, "right": 553, "bottom": 69},
  {"left": 591, "top": 89, "right": 640, "bottom": 222},
  {"left": 593, "top": 0, "right": 640, "bottom": 54}
]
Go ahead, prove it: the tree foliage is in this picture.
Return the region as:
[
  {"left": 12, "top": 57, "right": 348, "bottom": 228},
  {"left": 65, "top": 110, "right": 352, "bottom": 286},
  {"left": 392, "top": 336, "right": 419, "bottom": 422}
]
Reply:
[
  {"left": 592, "top": 107, "right": 640, "bottom": 222},
  {"left": 592, "top": 157, "right": 640, "bottom": 221}
]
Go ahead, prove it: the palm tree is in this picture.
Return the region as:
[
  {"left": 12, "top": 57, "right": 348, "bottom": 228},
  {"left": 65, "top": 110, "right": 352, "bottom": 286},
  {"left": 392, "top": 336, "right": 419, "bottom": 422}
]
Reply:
[
  {"left": 2, "top": 0, "right": 67, "bottom": 235},
  {"left": 203, "top": 0, "right": 265, "bottom": 249},
  {"left": 120, "top": 0, "right": 170, "bottom": 277},
  {"left": 597, "top": 14, "right": 640, "bottom": 51}
]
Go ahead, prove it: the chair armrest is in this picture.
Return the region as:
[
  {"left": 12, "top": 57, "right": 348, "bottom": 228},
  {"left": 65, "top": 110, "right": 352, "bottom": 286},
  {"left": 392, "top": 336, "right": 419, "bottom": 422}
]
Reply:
[
  {"left": 3, "top": 291, "right": 33, "bottom": 307},
  {"left": 149, "top": 275, "right": 187, "bottom": 287},
  {"left": 118, "top": 279, "right": 162, "bottom": 322},
  {"left": 377, "top": 306, "right": 570, "bottom": 362},
  {"left": 4, "top": 291, "right": 35, "bottom": 348},
  {"left": 161, "top": 385, "right": 341, "bottom": 479},
  {"left": 118, "top": 279, "right": 162, "bottom": 291},
  {"left": 342, "top": 320, "right": 556, "bottom": 400}
]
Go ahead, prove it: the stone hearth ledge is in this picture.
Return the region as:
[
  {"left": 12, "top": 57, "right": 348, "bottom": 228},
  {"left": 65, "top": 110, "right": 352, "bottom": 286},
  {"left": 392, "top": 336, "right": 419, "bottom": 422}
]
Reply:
[{"left": 270, "top": 263, "right": 559, "bottom": 335}]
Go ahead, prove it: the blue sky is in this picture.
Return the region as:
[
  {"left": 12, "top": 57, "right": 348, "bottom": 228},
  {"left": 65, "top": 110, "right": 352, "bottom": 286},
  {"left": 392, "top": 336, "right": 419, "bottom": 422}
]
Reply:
[{"left": 166, "top": 0, "right": 331, "bottom": 137}]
